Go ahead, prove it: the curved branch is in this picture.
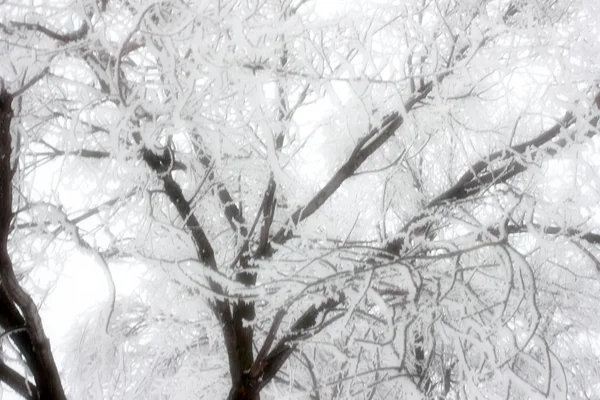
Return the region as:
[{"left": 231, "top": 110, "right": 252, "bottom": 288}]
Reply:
[{"left": 11, "top": 21, "right": 88, "bottom": 43}]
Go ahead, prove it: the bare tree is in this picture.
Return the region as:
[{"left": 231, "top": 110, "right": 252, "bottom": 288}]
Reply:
[{"left": 1, "top": 0, "right": 600, "bottom": 399}]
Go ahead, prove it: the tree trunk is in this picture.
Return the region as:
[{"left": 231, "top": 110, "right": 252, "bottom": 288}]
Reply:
[{"left": 0, "top": 86, "right": 67, "bottom": 400}]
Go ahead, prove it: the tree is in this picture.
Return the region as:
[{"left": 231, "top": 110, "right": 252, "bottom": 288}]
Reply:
[{"left": 1, "top": 0, "right": 600, "bottom": 399}]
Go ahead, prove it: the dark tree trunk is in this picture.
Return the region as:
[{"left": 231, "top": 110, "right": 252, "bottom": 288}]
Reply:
[{"left": 0, "top": 86, "right": 67, "bottom": 400}]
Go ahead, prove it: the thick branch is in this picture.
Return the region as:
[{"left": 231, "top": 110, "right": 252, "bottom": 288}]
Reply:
[
  {"left": 35, "top": 139, "right": 187, "bottom": 171},
  {"left": 190, "top": 135, "right": 258, "bottom": 377},
  {"left": 271, "top": 83, "right": 433, "bottom": 246},
  {"left": 227, "top": 294, "right": 344, "bottom": 400},
  {"left": 192, "top": 136, "right": 246, "bottom": 233},
  {"left": 258, "top": 294, "right": 345, "bottom": 390},
  {"left": 502, "top": 224, "right": 600, "bottom": 245},
  {"left": 431, "top": 94, "right": 600, "bottom": 207},
  {"left": 141, "top": 148, "right": 247, "bottom": 383},
  {"left": 0, "top": 361, "right": 36, "bottom": 400},
  {"left": 387, "top": 92, "right": 600, "bottom": 254},
  {"left": 11, "top": 21, "right": 88, "bottom": 43},
  {"left": 0, "top": 285, "right": 41, "bottom": 388},
  {"left": 37, "top": 144, "right": 111, "bottom": 159},
  {"left": 255, "top": 176, "right": 277, "bottom": 257}
]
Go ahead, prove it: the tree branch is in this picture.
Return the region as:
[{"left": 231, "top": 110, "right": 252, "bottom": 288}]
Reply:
[
  {"left": 0, "top": 361, "right": 36, "bottom": 400},
  {"left": 430, "top": 94, "right": 600, "bottom": 207},
  {"left": 503, "top": 224, "right": 600, "bottom": 245},
  {"left": 188, "top": 133, "right": 259, "bottom": 377},
  {"left": 255, "top": 176, "right": 278, "bottom": 257},
  {"left": 11, "top": 68, "right": 50, "bottom": 98},
  {"left": 191, "top": 134, "right": 246, "bottom": 233},
  {"left": 141, "top": 147, "right": 247, "bottom": 383},
  {"left": 11, "top": 21, "right": 88, "bottom": 43},
  {"left": 387, "top": 92, "right": 600, "bottom": 254},
  {"left": 272, "top": 83, "right": 433, "bottom": 246},
  {"left": 227, "top": 294, "right": 345, "bottom": 400},
  {"left": 258, "top": 294, "right": 345, "bottom": 391}
]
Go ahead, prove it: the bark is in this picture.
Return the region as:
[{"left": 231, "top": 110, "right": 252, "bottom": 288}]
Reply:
[
  {"left": 226, "top": 296, "right": 344, "bottom": 400},
  {"left": 272, "top": 83, "right": 433, "bottom": 247},
  {"left": 0, "top": 87, "right": 66, "bottom": 399}
]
